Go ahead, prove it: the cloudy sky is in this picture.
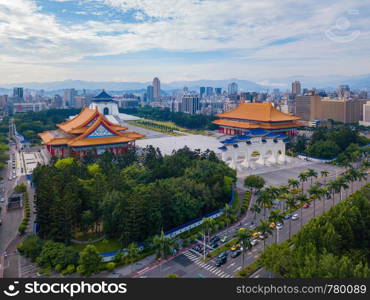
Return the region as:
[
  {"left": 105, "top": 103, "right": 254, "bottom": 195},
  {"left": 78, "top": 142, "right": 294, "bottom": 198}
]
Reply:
[{"left": 0, "top": 0, "right": 369, "bottom": 84}]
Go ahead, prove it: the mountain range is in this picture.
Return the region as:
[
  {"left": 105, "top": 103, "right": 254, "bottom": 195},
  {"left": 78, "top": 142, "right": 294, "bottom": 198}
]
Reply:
[{"left": 0, "top": 74, "right": 369, "bottom": 93}]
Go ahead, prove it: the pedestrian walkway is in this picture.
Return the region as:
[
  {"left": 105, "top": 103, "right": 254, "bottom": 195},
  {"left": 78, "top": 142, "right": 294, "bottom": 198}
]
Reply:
[{"left": 183, "top": 251, "right": 232, "bottom": 278}]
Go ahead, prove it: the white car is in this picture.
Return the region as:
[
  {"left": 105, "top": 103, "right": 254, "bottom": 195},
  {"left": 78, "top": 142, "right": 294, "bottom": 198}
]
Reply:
[
  {"left": 276, "top": 223, "right": 284, "bottom": 230},
  {"left": 251, "top": 239, "right": 258, "bottom": 246},
  {"left": 0, "top": 197, "right": 4, "bottom": 203},
  {"left": 292, "top": 213, "right": 299, "bottom": 220}
]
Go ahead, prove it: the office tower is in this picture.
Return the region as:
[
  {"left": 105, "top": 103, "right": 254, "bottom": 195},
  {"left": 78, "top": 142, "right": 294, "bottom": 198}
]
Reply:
[
  {"left": 337, "top": 85, "right": 350, "bottom": 99},
  {"left": 63, "top": 89, "right": 77, "bottom": 107},
  {"left": 215, "top": 88, "right": 222, "bottom": 95},
  {"left": 227, "top": 82, "right": 238, "bottom": 95},
  {"left": 206, "top": 87, "right": 213, "bottom": 97},
  {"left": 200, "top": 87, "right": 206, "bottom": 98},
  {"left": 13, "top": 87, "right": 24, "bottom": 100},
  {"left": 146, "top": 85, "right": 154, "bottom": 102},
  {"left": 360, "top": 101, "right": 370, "bottom": 126},
  {"left": 181, "top": 94, "right": 200, "bottom": 114},
  {"left": 291, "top": 81, "right": 301, "bottom": 96},
  {"left": 153, "top": 77, "right": 161, "bottom": 100},
  {"left": 52, "top": 94, "right": 63, "bottom": 108}
]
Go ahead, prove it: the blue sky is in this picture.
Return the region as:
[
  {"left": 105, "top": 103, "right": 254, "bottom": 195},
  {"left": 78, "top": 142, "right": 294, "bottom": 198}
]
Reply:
[{"left": 0, "top": 0, "right": 369, "bottom": 84}]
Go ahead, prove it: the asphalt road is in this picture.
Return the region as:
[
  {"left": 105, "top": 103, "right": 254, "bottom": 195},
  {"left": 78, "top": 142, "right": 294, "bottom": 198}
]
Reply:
[{"left": 135, "top": 175, "right": 366, "bottom": 278}]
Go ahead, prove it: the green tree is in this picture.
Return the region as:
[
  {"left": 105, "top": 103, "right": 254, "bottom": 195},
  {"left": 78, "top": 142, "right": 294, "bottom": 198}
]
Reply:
[
  {"left": 237, "top": 228, "right": 252, "bottom": 268},
  {"left": 78, "top": 245, "right": 102, "bottom": 277}
]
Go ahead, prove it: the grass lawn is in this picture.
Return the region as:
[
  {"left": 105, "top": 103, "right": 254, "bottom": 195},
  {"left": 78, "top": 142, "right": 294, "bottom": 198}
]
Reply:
[
  {"left": 73, "top": 232, "right": 104, "bottom": 242},
  {"left": 71, "top": 239, "right": 122, "bottom": 253}
]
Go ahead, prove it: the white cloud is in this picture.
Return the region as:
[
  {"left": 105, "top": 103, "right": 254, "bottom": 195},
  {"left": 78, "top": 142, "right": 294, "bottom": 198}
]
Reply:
[{"left": 0, "top": 0, "right": 369, "bottom": 83}]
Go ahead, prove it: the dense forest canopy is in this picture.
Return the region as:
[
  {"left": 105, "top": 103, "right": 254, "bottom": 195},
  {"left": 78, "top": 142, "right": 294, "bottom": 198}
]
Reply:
[
  {"left": 120, "top": 106, "right": 218, "bottom": 130},
  {"left": 261, "top": 185, "right": 370, "bottom": 278},
  {"left": 14, "top": 108, "right": 81, "bottom": 142},
  {"left": 33, "top": 147, "right": 236, "bottom": 246}
]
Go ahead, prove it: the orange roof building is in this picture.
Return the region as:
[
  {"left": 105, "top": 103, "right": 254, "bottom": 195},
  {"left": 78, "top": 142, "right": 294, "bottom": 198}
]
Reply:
[
  {"left": 212, "top": 102, "right": 303, "bottom": 135},
  {"left": 39, "top": 106, "right": 144, "bottom": 157}
]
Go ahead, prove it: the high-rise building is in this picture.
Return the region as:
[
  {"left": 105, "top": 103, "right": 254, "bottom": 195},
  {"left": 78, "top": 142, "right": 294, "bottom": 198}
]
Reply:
[
  {"left": 63, "top": 89, "right": 77, "bottom": 107},
  {"left": 153, "top": 77, "right": 161, "bottom": 100},
  {"left": 181, "top": 94, "right": 200, "bottom": 114},
  {"left": 52, "top": 94, "right": 63, "bottom": 108},
  {"left": 360, "top": 101, "right": 370, "bottom": 126},
  {"left": 337, "top": 85, "right": 350, "bottom": 99},
  {"left": 13, "top": 87, "right": 24, "bottom": 100},
  {"left": 215, "top": 88, "right": 222, "bottom": 95},
  {"left": 146, "top": 85, "right": 154, "bottom": 102},
  {"left": 206, "top": 87, "right": 213, "bottom": 97},
  {"left": 200, "top": 87, "right": 206, "bottom": 98},
  {"left": 291, "top": 81, "right": 301, "bottom": 96},
  {"left": 295, "top": 95, "right": 366, "bottom": 123},
  {"left": 228, "top": 82, "right": 238, "bottom": 95}
]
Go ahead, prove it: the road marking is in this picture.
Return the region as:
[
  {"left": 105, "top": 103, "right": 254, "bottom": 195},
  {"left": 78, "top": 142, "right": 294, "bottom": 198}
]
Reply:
[
  {"left": 227, "top": 263, "right": 235, "bottom": 269},
  {"left": 234, "top": 266, "right": 242, "bottom": 272}
]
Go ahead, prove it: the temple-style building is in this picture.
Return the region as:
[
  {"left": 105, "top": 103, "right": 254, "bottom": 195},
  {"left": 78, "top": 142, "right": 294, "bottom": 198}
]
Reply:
[
  {"left": 39, "top": 106, "right": 144, "bottom": 157},
  {"left": 213, "top": 102, "right": 303, "bottom": 135}
]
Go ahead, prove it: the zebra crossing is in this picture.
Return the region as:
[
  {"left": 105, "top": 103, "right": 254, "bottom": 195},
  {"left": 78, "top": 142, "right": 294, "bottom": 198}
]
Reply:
[{"left": 183, "top": 250, "right": 233, "bottom": 278}]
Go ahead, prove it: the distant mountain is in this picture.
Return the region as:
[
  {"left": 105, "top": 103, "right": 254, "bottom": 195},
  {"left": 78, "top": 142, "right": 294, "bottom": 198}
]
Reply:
[
  {"left": 0, "top": 79, "right": 266, "bottom": 92},
  {"left": 263, "top": 74, "right": 370, "bottom": 90},
  {"left": 0, "top": 74, "right": 368, "bottom": 93}
]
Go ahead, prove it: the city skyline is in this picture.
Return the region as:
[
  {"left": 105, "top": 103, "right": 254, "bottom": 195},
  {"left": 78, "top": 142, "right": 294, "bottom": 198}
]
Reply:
[{"left": 0, "top": 0, "right": 370, "bottom": 84}]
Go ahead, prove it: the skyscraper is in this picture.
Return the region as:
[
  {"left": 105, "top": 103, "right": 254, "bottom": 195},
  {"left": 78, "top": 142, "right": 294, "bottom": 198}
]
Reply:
[
  {"left": 181, "top": 94, "right": 200, "bottom": 114},
  {"left": 228, "top": 82, "right": 238, "bottom": 95},
  {"left": 291, "top": 81, "right": 301, "bottom": 96},
  {"left": 215, "top": 88, "right": 222, "bottom": 95},
  {"left": 146, "top": 85, "right": 154, "bottom": 102},
  {"left": 206, "top": 87, "right": 213, "bottom": 97},
  {"left": 153, "top": 77, "right": 161, "bottom": 100},
  {"left": 200, "top": 87, "right": 206, "bottom": 98},
  {"left": 63, "top": 89, "right": 77, "bottom": 107},
  {"left": 13, "top": 87, "right": 24, "bottom": 100}
]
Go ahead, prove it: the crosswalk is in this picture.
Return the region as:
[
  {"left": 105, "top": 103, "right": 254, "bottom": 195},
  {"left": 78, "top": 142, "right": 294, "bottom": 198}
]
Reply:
[{"left": 183, "top": 250, "right": 233, "bottom": 278}]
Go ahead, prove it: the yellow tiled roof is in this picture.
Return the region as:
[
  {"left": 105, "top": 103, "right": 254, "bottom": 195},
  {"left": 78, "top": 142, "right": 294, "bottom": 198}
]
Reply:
[
  {"left": 216, "top": 102, "right": 300, "bottom": 122},
  {"left": 212, "top": 119, "right": 304, "bottom": 130},
  {"left": 58, "top": 106, "right": 99, "bottom": 133}
]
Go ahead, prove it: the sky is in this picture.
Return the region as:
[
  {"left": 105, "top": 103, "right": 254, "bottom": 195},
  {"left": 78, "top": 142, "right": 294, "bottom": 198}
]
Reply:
[{"left": 0, "top": 0, "right": 369, "bottom": 84}]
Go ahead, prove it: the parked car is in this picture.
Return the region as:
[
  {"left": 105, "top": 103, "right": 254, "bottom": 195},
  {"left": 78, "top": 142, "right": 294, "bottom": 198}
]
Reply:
[
  {"left": 284, "top": 214, "right": 291, "bottom": 220},
  {"left": 303, "top": 203, "right": 310, "bottom": 209},
  {"left": 220, "top": 236, "right": 228, "bottom": 243},
  {"left": 230, "top": 248, "right": 241, "bottom": 258},
  {"left": 210, "top": 241, "right": 219, "bottom": 249},
  {"left": 292, "top": 213, "right": 299, "bottom": 220},
  {"left": 210, "top": 235, "right": 220, "bottom": 244},
  {"left": 276, "top": 223, "right": 284, "bottom": 230},
  {"left": 251, "top": 239, "right": 258, "bottom": 246},
  {"left": 0, "top": 197, "right": 4, "bottom": 203}
]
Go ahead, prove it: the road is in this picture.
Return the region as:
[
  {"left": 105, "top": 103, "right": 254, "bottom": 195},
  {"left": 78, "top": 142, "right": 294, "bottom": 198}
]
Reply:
[{"left": 134, "top": 173, "right": 366, "bottom": 278}]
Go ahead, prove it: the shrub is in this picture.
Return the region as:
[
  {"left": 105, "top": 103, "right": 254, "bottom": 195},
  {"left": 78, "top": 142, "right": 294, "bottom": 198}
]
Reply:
[
  {"left": 17, "top": 235, "right": 44, "bottom": 261},
  {"left": 182, "top": 238, "right": 188, "bottom": 248},
  {"left": 61, "top": 265, "right": 75, "bottom": 275},
  {"left": 18, "top": 224, "right": 26, "bottom": 235},
  {"left": 105, "top": 262, "right": 116, "bottom": 271},
  {"left": 189, "top": 235, "right": 196, "bottom": 243},
  {"left": 76, "top": 265, "right": 85, "bottom": 275}
]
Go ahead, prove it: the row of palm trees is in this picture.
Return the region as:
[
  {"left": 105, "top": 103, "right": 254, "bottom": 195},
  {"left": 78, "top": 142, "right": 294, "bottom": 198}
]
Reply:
[{"left": 120, "top": 160, "right": 369, "bottom": 273}]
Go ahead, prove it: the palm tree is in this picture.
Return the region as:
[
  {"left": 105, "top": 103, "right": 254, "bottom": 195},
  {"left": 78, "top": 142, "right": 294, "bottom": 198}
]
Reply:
[
  {"left": 268, "top": 209, "right": 285, "bottom": 244},
  {"left": 127, "top": 242, "right": 139, "bottom": 272},
  {"left": 327, "top": 179, "right": 339, "bottom": 206},
  {"left": 357, "top": 169, "right": 367, "bottom": 187},
  {"left": 308, "top": 183, "right": 322, "bottom": 218},
  {"left": 250, "top": 203, "right": 261, "bottom": 223},
  {"left": 288, "top": 178, "right": 300, "bottom": 189},
  {"left": 152, "top": 230, "right": 174, "bottom": 275},
  {"left": 321, "top": 187, "right": 330, "bottom": 214},
  {"left": 285, "top": 195, "right": 297, "bottom": 239},
  {"left": 345, "top": 167, "right": 358, "bottom": 194},
  {"left": 256, "top": 189, "right": 273, "bottom": 219},
  {"left": 202, "top": 218, "right": 215, "bottom": 260},
  {"left": 336, "top": 176, "right": 349, "bottom": 202},
  {"left": 320, "top": 170, "right": 329, "bottom": 185},
  {"left": 236, "top": 228, "right": 252, "bottom": 268},
  {"left": 257, "top": 219, "right": 273, "bottom": 250},
  {"left": 296, "top": 193, "right": 308, "bottom": 230},
  {"left": 307, "top": 168, "right": 318, "bottom": 186},
  {"left": 298, "top": 171, "right": 309, "bottom": 194},
  {"left": 224, "top": 203, "right": 232, "bottom": 235}
]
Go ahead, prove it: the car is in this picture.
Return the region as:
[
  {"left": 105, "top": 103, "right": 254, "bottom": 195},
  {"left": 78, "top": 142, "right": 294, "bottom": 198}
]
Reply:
[
  {"left": 230, "top": 244, "right": 241, "bottom": 251},
  {"left": 292, "top": 213, "right": 299, "bottom": 220},
  {"left": 12, "top": 175, "right": 16, "bottom": 179},
  {"left": 248, "top": 223, "right": 256, "bottom": 230},
  {"left": 284, "top": 214, "right": 292, "bottom": 220},
  {"left": 252, "top": 232, "right": 260, "bottom": 239},
  {"left": 210, "top": 235, "right": 220, "bottom": 243},
  {"left": 276, "top": 223, "right": 283, "bottom": 230},
  {"left": 251, "top": 239, "right": 258, "bottom": 246},
  {"left": 0, "top": 197, "right": 4, "bottom": 203},
  {"left": 269, "top": 222, "right": 276, "bottom": 229},
  {"left": 230, "top": 249, "right": 241, "bottom": 258},
  {"left": 257, "top": 232, "right": 265, "bottom": 240},
  {"left": 303, "top": 203, "right": 310, "bottom": 209},
  {"left": 210, "top": 241, "right": 219, "bottom": 249},
  {"left": 220, "top": 236, "right": 228, "bottom": 243},
  {"left": 215, "top": 255, "right": 227, "bottom": 267},
  {"left": 217, "top": 251, "right": 228, "bottom": 260},
  {"left": 0, "top": 219, "right": 2, "bottom": 225},
  {"left": 8, "top": 176, "right": 12, "bottom": 181}
]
